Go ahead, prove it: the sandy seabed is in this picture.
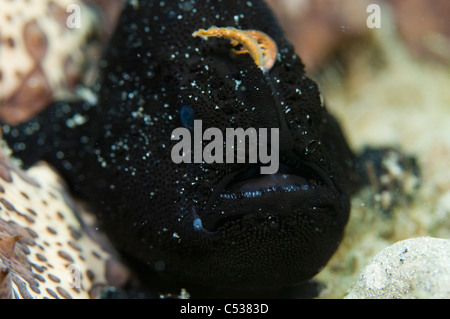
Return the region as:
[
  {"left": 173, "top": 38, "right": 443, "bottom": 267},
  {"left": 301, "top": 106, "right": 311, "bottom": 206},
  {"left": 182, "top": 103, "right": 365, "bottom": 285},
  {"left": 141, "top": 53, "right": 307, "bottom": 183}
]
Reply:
[{"left": 310, "top": 16, "right": 450, "bottom": 298}]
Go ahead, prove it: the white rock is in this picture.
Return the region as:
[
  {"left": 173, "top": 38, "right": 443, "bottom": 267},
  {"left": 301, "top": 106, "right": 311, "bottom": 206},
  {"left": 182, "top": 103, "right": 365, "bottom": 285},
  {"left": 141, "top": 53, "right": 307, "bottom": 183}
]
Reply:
[{"left": 345, "top": 237, "right": 450, "bottom": 299}]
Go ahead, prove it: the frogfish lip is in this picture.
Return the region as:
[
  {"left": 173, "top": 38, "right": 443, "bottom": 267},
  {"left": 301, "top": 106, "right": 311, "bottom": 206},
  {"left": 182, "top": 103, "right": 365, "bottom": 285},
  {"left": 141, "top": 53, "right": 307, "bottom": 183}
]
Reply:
[
  {"left": 201, "top": 162, "right": 338, "bottom": 232},
  {"left": 220, "top": 164, "right": 310, "bottom": 198}
]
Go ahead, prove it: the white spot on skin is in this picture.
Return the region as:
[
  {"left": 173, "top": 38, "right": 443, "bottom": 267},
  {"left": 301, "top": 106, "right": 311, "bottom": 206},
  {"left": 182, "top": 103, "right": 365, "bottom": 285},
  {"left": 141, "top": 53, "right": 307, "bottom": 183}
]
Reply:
[
  {"left": 65, "top": 114, "right": 87, "bottom": 129},
  {"left": 234, "top": 79, "right": 242, "bottom": 90},
  {"left": 76, "top": 87, "right": 98, "bottom": 105}
]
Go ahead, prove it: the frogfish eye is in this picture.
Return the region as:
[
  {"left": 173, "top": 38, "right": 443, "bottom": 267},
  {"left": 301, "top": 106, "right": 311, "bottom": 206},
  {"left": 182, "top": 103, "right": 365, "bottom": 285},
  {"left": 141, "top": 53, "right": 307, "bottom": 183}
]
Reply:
[{"left": 179, "top": 104, "right": 195, "bottom": 131}]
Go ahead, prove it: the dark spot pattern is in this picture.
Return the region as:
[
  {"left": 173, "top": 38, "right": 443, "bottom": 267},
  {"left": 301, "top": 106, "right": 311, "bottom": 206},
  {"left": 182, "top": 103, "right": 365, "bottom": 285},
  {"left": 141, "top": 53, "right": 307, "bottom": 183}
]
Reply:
[
  {"left": 0, "top": 148, "right": 132, "bottom": 298},
  {"left": 46, "top": 288, "right": 58, "bottom": 298},
  {"left": 47, "top": 273, "right": 60, "bottom": 283},
  {"left": 57, "top": 250, "right": 74, "bottom": 263},
  {"left": 46, "top": 226, "right": 57, "bottom": 235},
  {"left": 56, "top": 286, "right": 72, "bottom": 299},
  {"left": 36, "top": 253, "right": 47, "bottom": 262}
]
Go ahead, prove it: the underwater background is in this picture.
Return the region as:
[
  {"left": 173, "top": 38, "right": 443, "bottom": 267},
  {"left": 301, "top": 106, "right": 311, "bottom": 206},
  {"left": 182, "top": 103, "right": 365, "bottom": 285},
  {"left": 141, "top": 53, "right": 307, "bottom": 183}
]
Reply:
[{"left": 0, "top": 0, "right": 449, "bottom": 298}]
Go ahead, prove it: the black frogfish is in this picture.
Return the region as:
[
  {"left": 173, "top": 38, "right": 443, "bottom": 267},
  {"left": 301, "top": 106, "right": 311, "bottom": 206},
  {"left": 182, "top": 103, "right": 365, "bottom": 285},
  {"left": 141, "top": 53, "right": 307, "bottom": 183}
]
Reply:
[{"left": 1, "top": 0, "right": 362, "bottom": 296}]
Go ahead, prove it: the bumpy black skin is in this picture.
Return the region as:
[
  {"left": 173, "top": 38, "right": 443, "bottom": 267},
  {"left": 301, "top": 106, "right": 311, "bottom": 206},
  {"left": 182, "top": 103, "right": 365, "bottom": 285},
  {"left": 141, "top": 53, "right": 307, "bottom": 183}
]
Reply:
[{"left": 2, "top": 0, "right": 361, "bottom": 294}]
